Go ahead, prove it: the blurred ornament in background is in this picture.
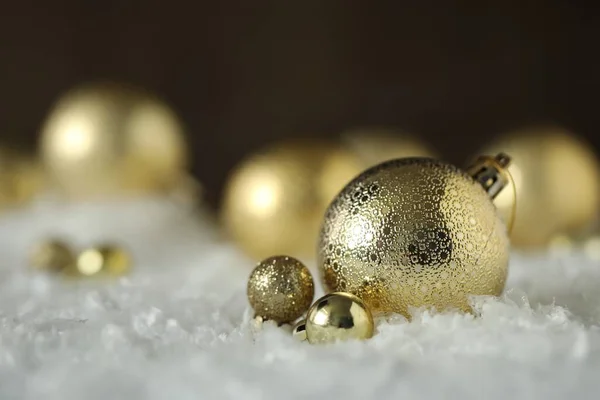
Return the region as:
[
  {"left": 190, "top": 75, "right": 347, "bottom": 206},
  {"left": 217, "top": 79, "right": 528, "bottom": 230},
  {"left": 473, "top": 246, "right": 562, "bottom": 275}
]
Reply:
[
  {"left": 65, "top": 245, "right": 131, "bottom": 278},
  {"left": 318, "top": 155, "right": 511, "bottom": 317},
  {"left": 29, "top": 239, "right": 75, "bottom": 272},
  {"left": 247, "top": 255, "right": 314, "bottom": 324},
  {"left": 0, "top": 149, "right": 45, "bottom": 210},
  {"left": 305, "top": 292, "right": 374, "bottom": 344},
  {"left": 480, "top": 126, "right": 600, "bottom": 249},
  {"left": 39, "top": 82, "right": 189, "bottom": 200},
  {"left": 341, "top": 127, "right": 436, "bottom": 167},
  {"left": 222, "top": 140, "right": 362, "bottom": 260}
]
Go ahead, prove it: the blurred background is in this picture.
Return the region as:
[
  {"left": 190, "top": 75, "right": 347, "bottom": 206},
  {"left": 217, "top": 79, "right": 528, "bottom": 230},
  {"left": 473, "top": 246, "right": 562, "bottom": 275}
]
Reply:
[{"left": 2, "top": 0, "right": 599, "bottom": 208}]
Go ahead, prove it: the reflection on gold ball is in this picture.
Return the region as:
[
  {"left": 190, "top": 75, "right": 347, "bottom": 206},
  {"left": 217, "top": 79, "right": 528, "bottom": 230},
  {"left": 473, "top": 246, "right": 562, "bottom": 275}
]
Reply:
[
  {"left": 40, "top": 82, "right": 187, "bottom": 199},
  {"left": 481, "top": 126, "right": 600, "bottom": 248},
  {"left": 29, "top": 239, "right": 74, "bottom": 272},
  {"left": 342, "top": 128, "right": 436, "bottom": 167},
  {"left": 66, "top": 245, "right": 131, "bottom": 278},
  {"left": 305, "top": 292, "right": 374, "bottom": 344},
  {"left": 222, "top": 141, "right": 362, "bottom": 259},
  {"left": 247, "top": 255, "right": 314, "bottom": 323},
  {"left": 318, "top": 158, "right": 509, "bottom": 317}
]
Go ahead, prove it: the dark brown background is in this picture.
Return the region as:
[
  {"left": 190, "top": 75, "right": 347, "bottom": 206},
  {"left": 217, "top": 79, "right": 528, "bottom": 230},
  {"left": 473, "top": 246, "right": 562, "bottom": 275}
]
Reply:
[{"left": 1, "top": 1, "right": 599, "bottom": 206}]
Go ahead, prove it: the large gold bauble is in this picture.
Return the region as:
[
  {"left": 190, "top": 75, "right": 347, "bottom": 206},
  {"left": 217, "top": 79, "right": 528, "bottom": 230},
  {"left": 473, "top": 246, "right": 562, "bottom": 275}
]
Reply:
[
  {"left": 247, "top": 255, "right": 314, "bottom": 324},
  {"left": 318, "top": 158, "right": 509, "bottom": 317},
  {"left": 342, "top": 128, "right": 436, "bottom": 167},
  {"left": 305, "top": 292, "right": 374, "bottom": 344},
  {"left": 222, "top": 141, "right": 362, "bottom": 260},
  {"left": 481, "top": 126, "right": 600, "bottom": 248},
  {"left": 39, "top": 83, "right": 188, "bottom": 199}
]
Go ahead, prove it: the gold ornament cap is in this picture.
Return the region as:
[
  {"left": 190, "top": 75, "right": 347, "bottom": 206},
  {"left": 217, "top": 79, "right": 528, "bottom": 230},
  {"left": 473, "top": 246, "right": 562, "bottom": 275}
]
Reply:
[
  {"left": 466, "top": 153, "right": 512, "bottom": 199},
  {"left": 305, "top": 292, "right": 374, "bottom": 344},
  {"left": 247, "top": 255, "right": 315, "bottom": 324}
]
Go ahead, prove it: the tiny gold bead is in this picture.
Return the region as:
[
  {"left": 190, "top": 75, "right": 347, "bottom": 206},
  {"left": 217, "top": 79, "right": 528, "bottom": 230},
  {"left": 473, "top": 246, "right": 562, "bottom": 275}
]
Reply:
[
  {"left": 247, "top": 255, "right": 314, "bottom": 324},
  {"left": 66, "top": 245, "right": 132, "bottom": 278},
  {"left": 305, "top": 292, "right": 374, "bottom": 344},
  {"left": 29, "top": 239, "right": 75, "bottom": 272},
  {"left": 292, "top": 320, "right": 307, "bottom": 342}
]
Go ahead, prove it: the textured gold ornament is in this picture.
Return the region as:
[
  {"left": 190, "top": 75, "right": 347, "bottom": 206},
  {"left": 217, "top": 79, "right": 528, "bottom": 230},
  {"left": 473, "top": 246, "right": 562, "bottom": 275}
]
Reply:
[
  {"left": 247, "top": 255, "right": 315, "bottom": 323},
  {"left": 222, "top": 140, "right": 362, "bottom": 260},
  {"left": 305, "top": 292, "right": 374, "bottom": 344},
  {"left": 342, "top": 128, "right": 436, "bottom": 167},
  {"left": 40, "top": 82, "right": 188, "bottom": 199},
  {"left": 29, "top": 239, "right": 75, "bottom": 272},
  {"left": 318, "top": 156, "right": 510, "bottom": 317},
  {"left": 481, "top": 126, "right": 600, "bottom": 248},
  {"left": 66, "top": 245, "right": 132, "bottom": 277}
]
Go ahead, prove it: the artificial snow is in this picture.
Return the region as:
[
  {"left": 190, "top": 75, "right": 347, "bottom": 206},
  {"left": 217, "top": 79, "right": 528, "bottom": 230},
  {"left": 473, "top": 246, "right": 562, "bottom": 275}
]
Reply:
[{"left": 0, "top": 197, "right": 599, "bottom": 399}]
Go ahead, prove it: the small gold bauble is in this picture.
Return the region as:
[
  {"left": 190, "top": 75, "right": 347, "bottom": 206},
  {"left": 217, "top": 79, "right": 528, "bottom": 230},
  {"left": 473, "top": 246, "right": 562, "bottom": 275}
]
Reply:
[
  {"left": 29, "top": 239, "right": 75, "bottom": 272},
  {"left": 342, "top": 128, "right": 436, "bottom": 167},
  {"left": 481, "top": 126, "right": 600, "bottom": 248},
  {"left": 40, "top": 82, "right": 188, "bottom": 199},
  {"left": 65, "top": 245, "right": 132, "bottom": 278},
  {"left": 305, "top": 292, "right": 374, "bottom": 344},
  {"left": 247, "top": 255, "right": 315, "bottom": 324},
  {"left": 222, "top": 140, "right": 362, "bottom": 259},
  {"left": 318, "top": 157, "right": 510, "bottom": 317}
]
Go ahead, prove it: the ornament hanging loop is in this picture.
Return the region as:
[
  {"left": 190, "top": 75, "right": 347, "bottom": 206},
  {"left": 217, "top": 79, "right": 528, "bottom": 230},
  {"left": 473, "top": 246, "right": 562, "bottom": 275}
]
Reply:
[{"left": 467, "top": 153, "right": 512, "bottom": 199}]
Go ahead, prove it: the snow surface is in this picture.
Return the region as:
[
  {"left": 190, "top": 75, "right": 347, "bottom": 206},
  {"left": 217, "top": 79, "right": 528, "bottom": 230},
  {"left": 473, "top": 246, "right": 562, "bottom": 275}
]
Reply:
[{"left": 0, "top": 198, "right": 599, "bottom": 400}]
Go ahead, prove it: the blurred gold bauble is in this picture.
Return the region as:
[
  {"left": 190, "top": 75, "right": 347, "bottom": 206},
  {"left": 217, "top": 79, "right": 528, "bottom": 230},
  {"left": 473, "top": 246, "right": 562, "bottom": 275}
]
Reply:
[
  {"left": 66, "top": 245, "right": 131, "bottom": 278},
  {"left": 305, "top": 292, "right": 374, "bottom": 344},
  {"left": 247, "top": 255, "right": 314, "bottom": 324},
  {"left": 481, "top": 126, "right": 600, "bottom": 248},
  {"left": 318, "top": 157, "right": 510, "bottom": 317},
  {"left": 29, "top": 239, "right": 75, "bottom": 272},
  {"left": 222, "top": 140, "right": 362, "bottom": 259},
  {"left": 341, "top": 128, "right": 436, "bottom": 167},
  {"left": 40, "top": 83, "right": 188, "bottom": 199},
  {"left": 0, "top": 150, "right": 45, "bottom": 209}
]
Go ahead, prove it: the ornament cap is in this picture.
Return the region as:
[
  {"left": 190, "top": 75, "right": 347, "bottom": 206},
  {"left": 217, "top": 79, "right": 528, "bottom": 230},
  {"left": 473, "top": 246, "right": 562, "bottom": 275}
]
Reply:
[{"left": 467, "top": 153, "right": 512, "bottom": 199}]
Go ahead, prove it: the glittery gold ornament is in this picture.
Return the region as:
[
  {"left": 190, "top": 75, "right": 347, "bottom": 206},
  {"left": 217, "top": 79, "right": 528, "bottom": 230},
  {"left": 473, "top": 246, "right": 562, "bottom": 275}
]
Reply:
[
  {"left": 222, "top": 141, "right": 362, "bottom": 259},
  {"left": 342, "top": 128, "right": 436, "bottom": 167},
  {"left": 29, "top": 239, "right": 75, "bottom": 272},
  {"left": 66, "top": 245, "right": 131, "bottom": 278},
  {"left": 305, "top": 292, "right": 374, "bottom": 344},
  {"left": 318, "top": 155, "right": 511, "bottom": 317},
  {"left": 39, "top": 82, "right": 188, "bottom": 199},
  {"left": 480, "top": 126, "right": 600, "bottom": 248},
  {"left": 247, "top": 255, "right": 314, "bottom": 323}
]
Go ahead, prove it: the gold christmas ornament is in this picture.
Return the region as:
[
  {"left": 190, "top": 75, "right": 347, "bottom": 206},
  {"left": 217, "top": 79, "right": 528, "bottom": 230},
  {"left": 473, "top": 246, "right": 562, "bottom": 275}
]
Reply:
[
  {"left": 222, "top": 140, "right": 362, "bottom": 259},
  {"left": 342, "top": 128, "right": 436, "bottom": 167},
  {"left": 292, "top": 320, "right": 307, "bottom": 342},
  {"left": 66, "top": 245, "right": 131, "bottom": 278},
  {"left": 0, "top": 150, "right": 45, "bottom": 209},
  {"left": 39, "top": 82, "right": 188, "bottom": 199},
  {"left": 29, "top": 239, "right": 75, "bottom": 272},
  {"left": 481, "top": 126, "right": 600, "bottom": 248},
  {"left": 305, "top": 292, "right": 374, "bottom": 344},
  {"left": 247, "top": 255, "right": 314, "bottom": 324},
  {"left": 318, "top": 155, "right": 511, "bottom": 317}
]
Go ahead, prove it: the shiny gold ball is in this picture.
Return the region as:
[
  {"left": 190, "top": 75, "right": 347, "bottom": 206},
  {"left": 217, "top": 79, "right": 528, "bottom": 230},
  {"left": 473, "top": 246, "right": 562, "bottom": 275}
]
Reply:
[
  {"left": 481, "top": 126, "right": 600, "bottom": 248},
  {"left": 29, "top": 239, "right": 75, "bottom": 272},
  {"left": 247, "top": 255, "right": 315, "bottom": 323},
  {"left": 318, "top": 158, "right": 510, "bottom": 317},
  {"left": 342, "top": 127, "right": 436, "bottom": 167},
  {"left": 40, "top": 82, "right": 188, "bottom": 199},
  {"left": 222, "top": 141, "right": 362, "bottom": 259},
  {"left": 66, "top": 245, "right": 132, "bottom": 278},
  {"left": 305, "top": 292, "right": 374, "bottom": 344}
]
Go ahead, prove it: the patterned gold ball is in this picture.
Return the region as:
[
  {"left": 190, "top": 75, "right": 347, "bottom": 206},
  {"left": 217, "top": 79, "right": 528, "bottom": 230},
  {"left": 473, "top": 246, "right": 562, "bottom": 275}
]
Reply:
[
  {"left": 29, "top": 239, "right": 75, "bottom": 272},
  {"left": 222, "top": 141, "right": 362, "bottom": 260},
  {"left": 305, "top": 292, "right": 374, "bottom": 344},
  {"left": 481, "top": 126, "right": 600, "bottom": 248},
  {"left": 247, "top": 255, "right": 315, "bottom": 323},
  {"left": 66, "top": 245, "right": 132, "bottom": 278},
  {"left": 318, "top": 157, "right": 510, "bottom": 317},
  {"left": 40, "top": 82, "right": 187, "bottom": 199}
]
